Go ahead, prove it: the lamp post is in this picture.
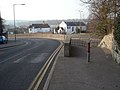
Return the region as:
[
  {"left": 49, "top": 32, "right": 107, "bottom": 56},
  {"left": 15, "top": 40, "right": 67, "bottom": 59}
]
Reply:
[
  {"left": 13, "top": 4, "right": 25, "bottom": 41},
  {"left": 78, "top": 10, "right": 83, "bottom": 33}
]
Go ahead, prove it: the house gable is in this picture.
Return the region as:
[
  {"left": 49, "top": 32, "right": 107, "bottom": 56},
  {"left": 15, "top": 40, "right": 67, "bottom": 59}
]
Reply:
[{"left": 59, "top": 21, "right": 67, "bottom": 28}]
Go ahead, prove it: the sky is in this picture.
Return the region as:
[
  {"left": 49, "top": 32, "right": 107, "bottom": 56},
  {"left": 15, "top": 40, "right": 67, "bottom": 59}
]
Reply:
[{"left": 0, "top": 0, "right": 89, "bottom": 20}]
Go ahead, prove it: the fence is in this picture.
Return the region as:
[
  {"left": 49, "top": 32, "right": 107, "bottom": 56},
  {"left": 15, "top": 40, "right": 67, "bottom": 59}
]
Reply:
[{"left": 70, "top": 37, "right": 100, "bottom": 47}]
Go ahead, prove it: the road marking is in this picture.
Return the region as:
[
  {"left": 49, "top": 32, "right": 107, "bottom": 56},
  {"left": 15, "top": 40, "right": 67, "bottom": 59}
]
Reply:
[
  {"left": 30, "top": 53, "right": 49, "bottom": 63},
  {"left": 0, "top": 53, "right": 22, "bottom": 63},
  {"left": 14, "top": 54, "right": 31, "bottom": 63},
  {"left": 34, "top": 42, "right": 63, "bottom": 90},
  {"left": 0, "top": 41, "right": 29, "bottom": 51},
  {"left": 27, "top": 41, "right": 63, "bottom": 90},
  {"left": 0, "top": 42, "right": 44, "bottom": 64}
]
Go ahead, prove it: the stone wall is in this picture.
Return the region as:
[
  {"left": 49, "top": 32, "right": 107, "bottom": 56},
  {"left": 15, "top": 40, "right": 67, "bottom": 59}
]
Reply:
[
  {"left": 8, "top": 33, "right": 65, "bottom": 41},
  {"left": 98, "top": 33, "right": 113, "bottom": 52},
  {"left": 112, "top": 39, "right": 120, "bottom": 64},
  {"left": 98, "top": 33, "right": 120, "bottom": 64}
]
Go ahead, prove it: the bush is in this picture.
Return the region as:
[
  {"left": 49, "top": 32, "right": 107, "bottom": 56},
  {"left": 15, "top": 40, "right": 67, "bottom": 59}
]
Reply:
[{"left": 114, "top": 13, "right": 120, "bottom": 47}]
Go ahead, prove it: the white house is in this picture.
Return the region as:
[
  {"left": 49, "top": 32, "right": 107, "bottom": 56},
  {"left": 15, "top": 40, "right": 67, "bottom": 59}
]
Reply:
[
  {"left": 28, "top": 24, "right": 50, "bottom": 33},
  {"left": 58, "top": 21, "right": 86, "bottom": 34}
]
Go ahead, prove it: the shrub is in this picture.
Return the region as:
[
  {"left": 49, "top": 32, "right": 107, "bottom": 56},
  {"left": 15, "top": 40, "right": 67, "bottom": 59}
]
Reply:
[{"left": 114, "top": 13, "right": 120, "bottom": 47}]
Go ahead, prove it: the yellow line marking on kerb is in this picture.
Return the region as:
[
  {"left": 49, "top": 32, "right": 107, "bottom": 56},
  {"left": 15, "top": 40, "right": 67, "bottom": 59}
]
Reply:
[{"left": 28, "top": 41, "right": 63, "bottom": 90}]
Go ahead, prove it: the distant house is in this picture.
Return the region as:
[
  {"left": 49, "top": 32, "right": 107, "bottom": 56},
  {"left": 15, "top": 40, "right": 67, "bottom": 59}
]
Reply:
[
  {"left": 57, "top": 21, "right": 86, "bottom": 34},
  {"left": 28, "top": 24, "right": 50, "bottom": 33}
]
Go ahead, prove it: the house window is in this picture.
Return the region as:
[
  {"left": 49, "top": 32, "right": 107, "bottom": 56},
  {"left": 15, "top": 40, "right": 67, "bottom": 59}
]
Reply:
[
  {"left": 72, "top": 27, "right": 74, "bottom": 31},
  {"left": 67, "top": 26, "right": 71, "bottom": 29}
]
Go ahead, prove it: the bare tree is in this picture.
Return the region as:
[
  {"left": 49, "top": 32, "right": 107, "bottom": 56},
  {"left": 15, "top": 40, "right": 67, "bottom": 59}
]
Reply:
[{"left": 80, "top": 0, "right": 120, "bottom": 37}]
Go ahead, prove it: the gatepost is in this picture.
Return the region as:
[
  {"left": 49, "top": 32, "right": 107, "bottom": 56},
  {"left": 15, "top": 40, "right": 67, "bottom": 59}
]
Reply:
[{"left": 64, "top": 38, "right": 71, "bottom": 57}]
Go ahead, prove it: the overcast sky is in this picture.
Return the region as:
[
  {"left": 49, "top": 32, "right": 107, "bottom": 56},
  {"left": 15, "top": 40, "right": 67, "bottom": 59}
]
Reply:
[{"left": 0, "top": 0, "right": 89, "bottom": 20}]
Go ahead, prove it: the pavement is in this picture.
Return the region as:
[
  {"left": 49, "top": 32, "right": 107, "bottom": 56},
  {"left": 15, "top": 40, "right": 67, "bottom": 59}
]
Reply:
[
  {"left": 0, "top": 39, "right": 25, "bottom": 49},
  {"left": 47, "top": 45, "right": 120, "bottom": 90}
]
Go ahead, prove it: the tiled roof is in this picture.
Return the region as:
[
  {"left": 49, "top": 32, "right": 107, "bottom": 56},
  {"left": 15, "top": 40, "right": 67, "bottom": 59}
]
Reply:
[
  {"left": 29, "top": 24, "right": 50, "bottom": 28},
  {"left": 65, "top": 22, "right": 86, "bottom": 26}
]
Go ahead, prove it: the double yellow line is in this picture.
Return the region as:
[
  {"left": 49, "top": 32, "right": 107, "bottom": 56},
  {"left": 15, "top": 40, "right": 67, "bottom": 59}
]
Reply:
[{"left": 28, "top": 41, "right": 63, "bottom": 90}]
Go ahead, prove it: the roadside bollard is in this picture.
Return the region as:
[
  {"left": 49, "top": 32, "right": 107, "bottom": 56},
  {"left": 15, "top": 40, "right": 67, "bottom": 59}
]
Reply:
[{"left": 87, "top": 41, "right": 90, "bottom": 62}]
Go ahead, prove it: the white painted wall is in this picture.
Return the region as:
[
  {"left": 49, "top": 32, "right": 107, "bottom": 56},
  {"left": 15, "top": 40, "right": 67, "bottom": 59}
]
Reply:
[
  {"left": 41, "top": 28, "right": 50, "bottom": 32},
  {"left": 81, "top": 26, "right": 86, "bottom": 31},
  {"left": 67, "top": 27, "right": 73, "bottom": 34},
  {"left": 29, "top": 28, "right": 50, "bottom": 33},
  {"left": 59, "top": 21, "right": 67, "bottom": 32}
]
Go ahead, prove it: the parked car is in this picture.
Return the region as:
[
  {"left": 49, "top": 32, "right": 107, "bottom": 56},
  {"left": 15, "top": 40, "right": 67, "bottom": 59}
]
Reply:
[{"left": 0, "top": 36, "right": 8, "bottom": 44}]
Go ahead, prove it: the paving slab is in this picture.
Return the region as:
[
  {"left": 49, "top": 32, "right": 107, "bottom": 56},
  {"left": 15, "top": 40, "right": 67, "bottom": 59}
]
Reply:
[{"left": 48, "top": 46, "right": 120, "bottom": 90}]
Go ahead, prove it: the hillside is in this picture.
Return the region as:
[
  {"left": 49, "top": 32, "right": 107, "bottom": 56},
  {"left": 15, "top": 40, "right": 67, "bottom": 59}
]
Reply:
[{"left": 5, "top": 19, "right": 88, "bottom": 27}]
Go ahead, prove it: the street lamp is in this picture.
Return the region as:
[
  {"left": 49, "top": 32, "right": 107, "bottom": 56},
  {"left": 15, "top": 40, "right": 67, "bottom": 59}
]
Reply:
[
  {"left": 13, "top": 4, "right": 25, "bottom": 41},
  {"left": 78, "top": 10, "right": 83, "bottom": 33}
]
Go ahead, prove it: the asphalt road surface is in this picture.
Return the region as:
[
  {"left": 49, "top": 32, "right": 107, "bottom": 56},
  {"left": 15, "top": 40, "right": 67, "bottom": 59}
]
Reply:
[{"left": 0, "top": 38, "right": 60, "bottom": 90}]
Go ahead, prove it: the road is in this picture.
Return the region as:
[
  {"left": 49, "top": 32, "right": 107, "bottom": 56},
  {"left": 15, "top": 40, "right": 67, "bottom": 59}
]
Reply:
[{"left": 0, "top": 38, "right": 60, "bottom": 90}]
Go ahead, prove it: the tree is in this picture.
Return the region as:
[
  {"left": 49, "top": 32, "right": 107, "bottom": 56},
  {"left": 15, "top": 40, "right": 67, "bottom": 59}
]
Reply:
[
  {"left": 0, "top": 13, "right": 4, "bottom": 36},
  {"left": 80, "top": 0, "right": 120, "bottom": 37}
]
